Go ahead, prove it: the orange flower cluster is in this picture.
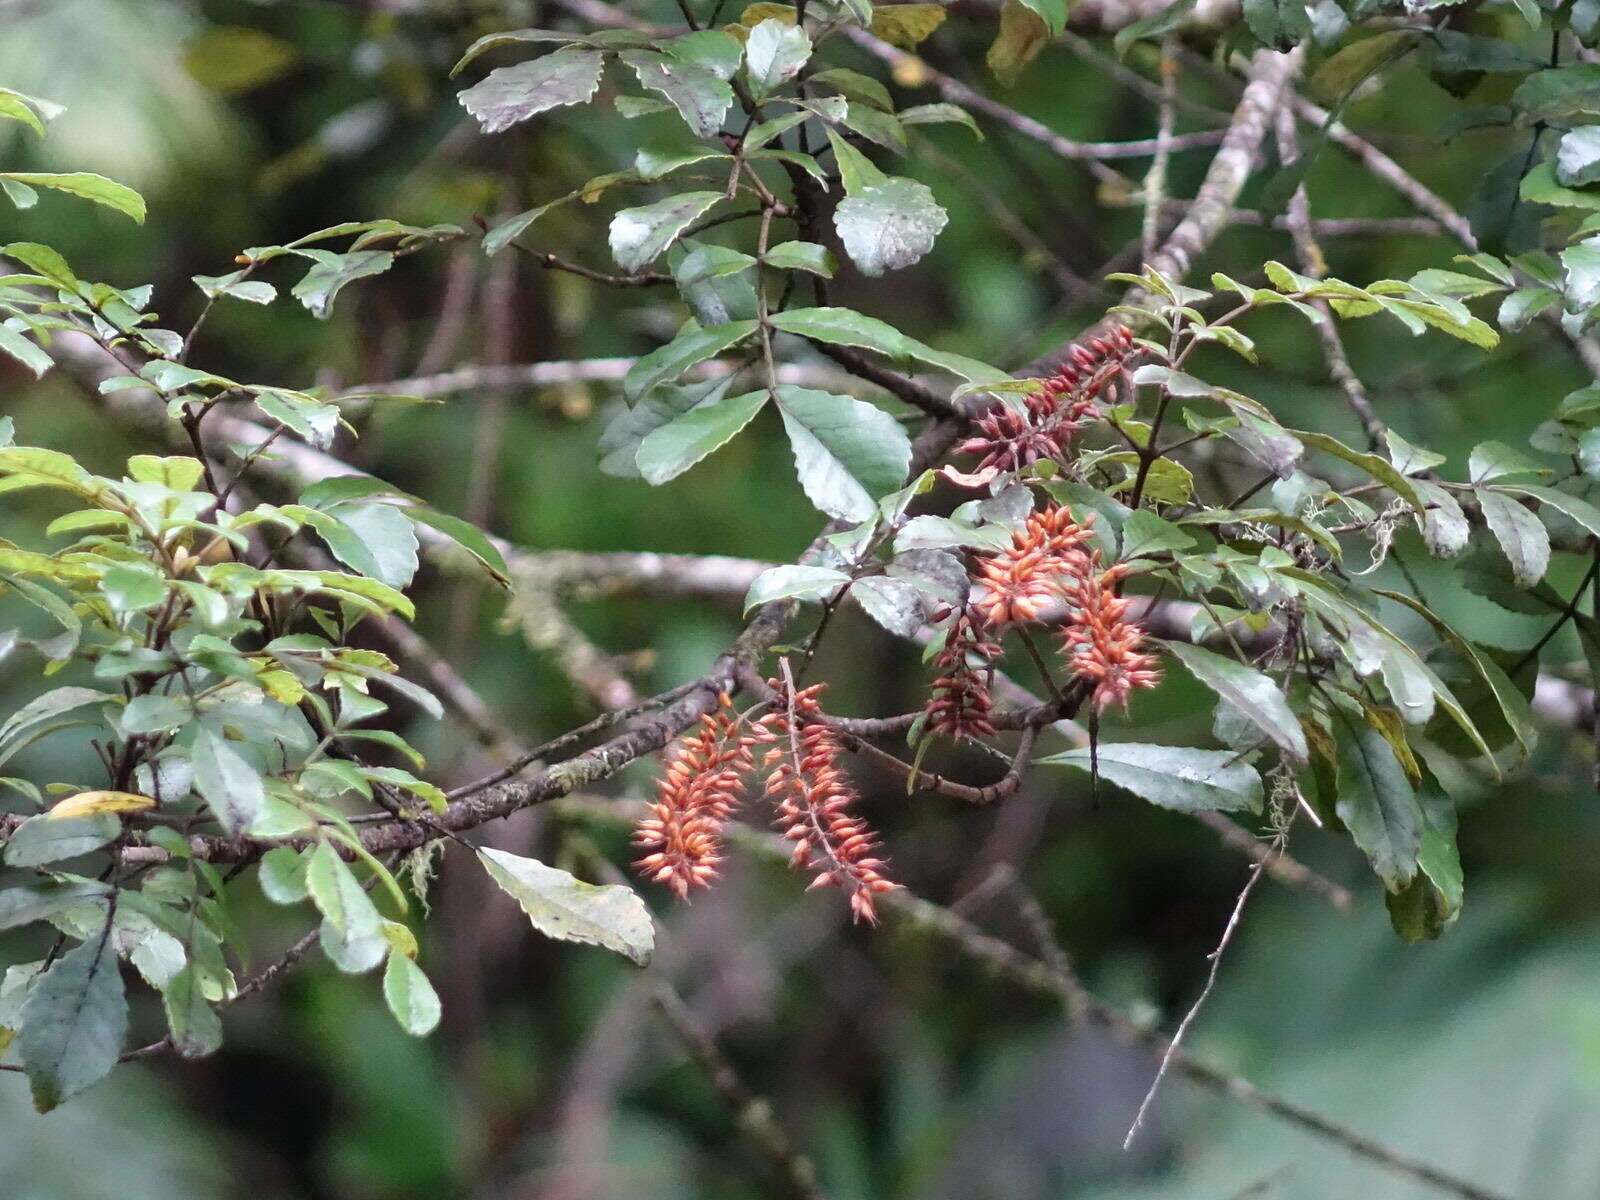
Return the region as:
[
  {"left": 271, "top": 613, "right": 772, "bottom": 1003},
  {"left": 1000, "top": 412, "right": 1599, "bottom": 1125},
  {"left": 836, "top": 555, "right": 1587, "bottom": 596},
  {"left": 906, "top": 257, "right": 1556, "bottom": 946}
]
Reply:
[
  {"left": 925, "top": 610, "right": 1001, "bottom": 740},
  {"left": 970, "top": 505, "right": 1094, "bottom": 627},
  {"left": 966, "top": 503, "right": 1161, "bottom": 712},
  {"left": 633, "top": 696, "right": 755, "bottom": 899},
  {"left": 755, "top": 679, "right": 897, "bottom": 924},
  {"left": 1062, "top": 563, "right": 1162, "bottom": 711},
  {"left": 949, "top": 325, "right": 1135, "bottom": 488}
]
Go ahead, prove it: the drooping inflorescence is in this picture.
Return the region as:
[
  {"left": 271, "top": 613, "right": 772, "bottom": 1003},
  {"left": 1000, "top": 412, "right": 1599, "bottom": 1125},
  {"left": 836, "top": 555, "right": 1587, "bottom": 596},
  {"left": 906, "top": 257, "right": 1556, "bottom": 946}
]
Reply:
[
  {"left": 925, "top": 609, "right": 1001, "bottom": 741},
  {"left": 634, "top": 681, "right": 896, "bottom": 922},
  {"left": 633, "top": 695, "right": 755, "bottom": 899},
  {"left": 754, "top": 678, "right": 898, "bottom": 924}
]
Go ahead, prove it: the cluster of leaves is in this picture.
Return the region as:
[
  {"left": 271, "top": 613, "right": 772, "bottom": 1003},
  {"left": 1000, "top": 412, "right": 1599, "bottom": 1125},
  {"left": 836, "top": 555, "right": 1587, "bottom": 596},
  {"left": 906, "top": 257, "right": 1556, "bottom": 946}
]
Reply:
[{"left": 0, "top": 97, "right": 656, "bottom": 1113}]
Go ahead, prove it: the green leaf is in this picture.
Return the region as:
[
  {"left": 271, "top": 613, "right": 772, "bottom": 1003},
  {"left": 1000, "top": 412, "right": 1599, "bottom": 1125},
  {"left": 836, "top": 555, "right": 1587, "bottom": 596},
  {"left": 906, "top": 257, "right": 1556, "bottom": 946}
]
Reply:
[
  {"left": 0, "top": 323, "right": 50, "bottom": 377},
  {"left": 383, "top": 953, "right": 442, "bottom": 1036},
  {"left": 670, "top": 30, "right": 745, "bottom": 80},
  {"left": 1332, "top": 710, "right": 1421, "bottom": 890},
  {"left": 637, "top": 388, "right": 768, "bottom": 484},
  {"left": 306, "top": 841, "right": 387, "bottom": 974},
  {"left": 1520, "top": 160, "right": 1600, "bottom": 211},
  {"left": 673, "top": 241, "right": 757, "bottom": 325},
  {"left": 623, "top": 320, "right": 759, "bottom": 400},
  {"left": 2, "top": 241, "right": 79, "bottom": 293},
  {"left": 764, "top": 241, "right": 835, "bottom": 276},
  {"left": 1292, "top": 429, "right": 1424, "bottom": 513},
  {"left": 1558, "top": 127, "right": 1600, "bottom": 188},
  {"left": 0, "top": 881, "right": 107, "bottom": 930},
  {"left": 743, "top": 564, "right": 851, "bottom": 611},
  {"left": 775, "top": 386, "right": 913, "bottom": 521},
  {"left": 1512, "top": 64, "right": 1600, "bottom": 124},
  {"left": 1468, "top": 440, "right": 1544, "bottom": 485},
  {"left": 1164, "top": 642, "right": 1308, "bottom": 765},
  {"left": 161, "top": 964, "right": 222, "bottom": 1059},
  {"left": 1476, "top": 487, "right": 1550, "bottom": 587},
  {"left": 1373, "top": 588, "right": 1537, "bottom": 766},
  {"left": 19, "top": 934, "right": 127, "bottom": 1112},
  {"left": 291, "top": 249, "right": 396, "bottom": 319},
  {"left": 897, "top": 103, "right": 983, "bottom": 139},
  {"left": 479, "top": 848, "right": 654, "bottom": 966},
  {"left": 599, "top": 377, "right": 734, "bottom": 476},
  {"left": 407, "top": 507, "right": 511, "bottom": 587},
  {"left": 1119, "top": 510, "right": 1195, "bottom": 560},
  {"left": 745, "top": 18, "right": 810, "bottom": 95},
  {"left": 0, "top": 173, "right": 144, "bottom": 223},
  {"left": 451, "top": 28, "right": 583, "bottom": 76},
  {"left": 334, "top": 502, "right": 420, "bottom": 589},
  {"left": 1503, "top": 483, "right": 1600, "bottom": 544},
  {"left": 610, "top": 192, "right": 723, "bottom": 273},
  {"left": 2, "top": 814, "right": 119, "bottom": 867},
  {"left": 768, "top": 306, "right": 1003, "bottom": 383},
  {"left": 258, "top": 846, "right": 310, "bottom": 905},
  {"left": 619, "top": 49, "right": 733, "bottom": 138},
  {"left": 192, "top": 271, "right": 277, "bottom": 305},
  {"left": 120, "top": 694, "right": 189, "bottom": 735},
  {"left": 191, "top": 726, "right": 265, "bottom": 836},
  {"left": 834, "top": 177, "right": 948, "bottom": 277},
  {"left": 1036, "top": 743, "right": 1263, "bottom": 813},
  {"left": 458, "top": 49, "right": 607, "bottom": 133}
]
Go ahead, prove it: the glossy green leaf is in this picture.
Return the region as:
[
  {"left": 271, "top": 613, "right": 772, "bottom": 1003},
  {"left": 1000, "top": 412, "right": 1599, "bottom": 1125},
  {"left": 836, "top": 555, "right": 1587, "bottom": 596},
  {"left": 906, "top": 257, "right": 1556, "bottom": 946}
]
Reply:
[
  {"left": 0, "top": 172, "right": 144, "bottom": 223},
  {"left": 610, "top": 191, "right": 722, "bottom": 273},
  {"left": 637, "top": 387, "right": 767, "bottom": 484},
  {"left": 775, "top": 386, "right": 913, "bottom": 521},
  {"left": 1333, "top": 711, "right": 1421, "bottom": 891},
  {"left": 1165, "top": 642, "right": 1308, "bottom": 765},
  {"left": 191, "top": 726, "right": 265, "bottom": 836},
  {"left": 743, "top": 564, "right": 851, "bottom": 611},
  {"left": 1036, "top": 743, "right": 1263, "bottom": 813},
  {"left": 382, "top": 951, "right": 442, "bottom": 1036},
  {"left": 1476, "top": 487, "right": 1550, "bottom": 587},
  {"left": 19, "top": 935, "right": 127, "bottom": 1111}
]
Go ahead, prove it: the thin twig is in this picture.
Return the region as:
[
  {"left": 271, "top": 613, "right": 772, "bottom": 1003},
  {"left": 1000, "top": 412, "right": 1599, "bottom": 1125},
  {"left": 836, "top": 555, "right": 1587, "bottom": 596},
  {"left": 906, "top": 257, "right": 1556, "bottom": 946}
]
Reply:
[
  {"left": 1122, "top": 827, "right": 1283, "bottom": 1148},
  {"left": 652, "top": 983, "right": 827, "bottom": 1200}
]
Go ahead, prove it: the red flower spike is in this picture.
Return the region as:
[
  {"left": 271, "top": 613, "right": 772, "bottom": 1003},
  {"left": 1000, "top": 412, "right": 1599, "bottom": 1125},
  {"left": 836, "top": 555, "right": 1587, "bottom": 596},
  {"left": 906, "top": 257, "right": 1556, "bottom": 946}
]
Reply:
[
  {"left": 1060, "top": 564, "right": 1162, "bottom": 711},
  {"left": 754, "top": 678, "right": 898, "bottom": 923},
  {"left": 949, "top": 325, "right": 1136, "bottom": 490},
  {"left": 924, "top": 610, "right": 1002, "bottom": 740},
  {"left": 633, "top": 695, "right": 755, "bottom": 899}
]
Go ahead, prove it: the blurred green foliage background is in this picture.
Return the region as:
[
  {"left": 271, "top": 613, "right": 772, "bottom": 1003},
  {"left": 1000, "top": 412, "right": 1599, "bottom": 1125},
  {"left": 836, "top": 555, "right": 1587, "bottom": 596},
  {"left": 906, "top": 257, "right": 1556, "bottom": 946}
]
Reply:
[{"left": 4, "top": 2, "right": 1600, "bottom": 1197}]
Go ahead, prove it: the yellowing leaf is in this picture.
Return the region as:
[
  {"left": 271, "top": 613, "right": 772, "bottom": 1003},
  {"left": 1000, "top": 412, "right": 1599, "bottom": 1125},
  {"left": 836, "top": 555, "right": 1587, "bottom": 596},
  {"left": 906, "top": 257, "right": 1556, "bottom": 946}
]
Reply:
[
  {"left": 255, "top": 669, "right": 306, "bottom": 706},
  {"left": 987, "top": 0, "right": 1049, "bottom": 85},
  {"left": 869, "top": 4, "right": 946, "bottom": 50},
  {"left": 46, "top": 791, "right": 154, "bottom": 820},
  {"left": 740, "top": 3, "right": 798, "bottom": 25}
]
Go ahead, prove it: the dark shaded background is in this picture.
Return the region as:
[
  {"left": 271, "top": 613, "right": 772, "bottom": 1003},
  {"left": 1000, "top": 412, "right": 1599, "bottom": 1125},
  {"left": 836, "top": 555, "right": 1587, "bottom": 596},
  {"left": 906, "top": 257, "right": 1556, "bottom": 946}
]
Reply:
[{"left": 3, "top": 2, "right": 1599, "bottom": 1197}]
